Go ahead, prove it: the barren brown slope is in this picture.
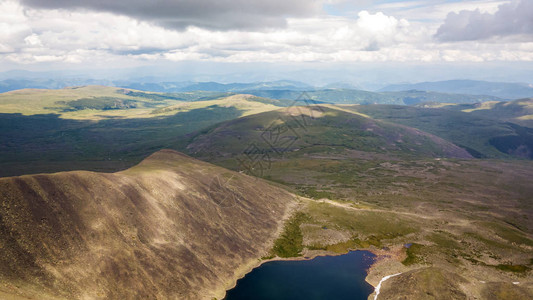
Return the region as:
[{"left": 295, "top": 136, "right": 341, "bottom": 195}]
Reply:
[{"left": 0, "top": 150, "right": 297, "bottom": 299}]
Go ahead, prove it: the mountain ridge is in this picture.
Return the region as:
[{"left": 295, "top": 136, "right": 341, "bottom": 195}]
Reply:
[
  {"left": 186, "top": 105, "right": 473, "bottom": 162},
  {"left": 0, "top": 149, "right": 298, "bottom": 299}
]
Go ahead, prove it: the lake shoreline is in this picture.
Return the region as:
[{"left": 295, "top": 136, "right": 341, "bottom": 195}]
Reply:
[{"left": 221, "top": 246, "right": 406, "bottom": 300}]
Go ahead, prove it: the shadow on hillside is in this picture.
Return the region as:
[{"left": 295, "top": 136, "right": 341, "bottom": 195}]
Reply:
[{"left": 0, "top": 106, "right": 242, "bottom": 177}]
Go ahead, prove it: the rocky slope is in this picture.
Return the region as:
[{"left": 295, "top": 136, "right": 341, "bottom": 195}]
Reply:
[{"left": 0, "top": 150, "right": 297, "bottom": 299}]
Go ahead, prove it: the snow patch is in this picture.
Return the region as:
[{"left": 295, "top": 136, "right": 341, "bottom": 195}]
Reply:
[{"left": 374, "top": 272, "right": 402, "bottom": 300}]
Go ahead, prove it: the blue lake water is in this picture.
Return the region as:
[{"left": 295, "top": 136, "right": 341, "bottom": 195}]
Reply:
[{"left": 225, "top": 251, "right": 376, "bottom": 300}]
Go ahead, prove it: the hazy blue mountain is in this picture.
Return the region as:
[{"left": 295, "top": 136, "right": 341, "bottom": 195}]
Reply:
[
  {"left": 0, "top": 77, "right": 313, "bottom": 94},
  {"left": 379, "top": 80, "right": 533, "bottom": 99},
  {"left": 169, "top": 80, "right": 313, "bottom": 92},
  {"left": 320, "top": 82, "right": 362, "bottom": 89},
  {"left": 114, "top": 81, "right": 194, "bottom": 93},
  {"left": 0, "top": 76, "right": 505, "bottom": 105},
  {"left": 0, "top": 78, "right": 503, "bottom": 105},
  {"left": 0, "top": 78, "right": 115, "bottom": 93}
]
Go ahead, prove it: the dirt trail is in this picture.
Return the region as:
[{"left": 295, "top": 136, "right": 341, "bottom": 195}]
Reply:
[{"left": 313, "top": 198, "right": 437, "bottom": 220}]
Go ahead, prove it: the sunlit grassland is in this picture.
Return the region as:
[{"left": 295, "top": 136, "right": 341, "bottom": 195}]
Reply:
[{"left": 0, "top": 86, "right": 282, "bottom": 120}]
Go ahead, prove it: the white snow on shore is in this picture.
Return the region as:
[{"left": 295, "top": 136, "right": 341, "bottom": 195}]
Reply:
[{"left": 374, "top": 272, "right": 402, "bottom": 300}]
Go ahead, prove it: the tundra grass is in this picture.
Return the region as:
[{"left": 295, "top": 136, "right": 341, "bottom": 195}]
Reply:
[{"left": 271, "top": 212, "right": 312, "bottom": 258}]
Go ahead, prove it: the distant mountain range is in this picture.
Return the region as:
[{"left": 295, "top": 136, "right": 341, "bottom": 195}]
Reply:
[
  {"left": 3, "top": 73, "right": 532, "bottom": 106},
  {"left": 0, "top": 78, "right": 116, "bottom": 93},
  {"left": 380, "top": 80, "right": 533, "bottom": 100},
  {"left": 1, "top": 69, "right": 532, "bottom": 100},
  {"left": 0, "top": 80, "right": 503, "bottom": 105},
  {"left": 0, "top": 78, "right": 313, "bottom": 94}
]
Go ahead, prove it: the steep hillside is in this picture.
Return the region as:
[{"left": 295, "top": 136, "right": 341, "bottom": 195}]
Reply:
[
  {"left": 0, "top": 150, "right": 297, "bottom": 299},
  {"left": 186, "top": 105, "right": 472, "bottom": 163}
]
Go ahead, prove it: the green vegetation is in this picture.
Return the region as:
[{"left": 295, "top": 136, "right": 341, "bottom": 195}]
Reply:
[
  {"left": 194, "top": 112, "right": 533, "bottom": 283},
  {"left": 61, "top": 97, "right": 140, "bottom": 111},
  {"left": 300, "top": 187, "right": 335, "bottom": 199},
  {"left": 427, "top": 232, "right": 461, "bottom": 250},
  {"left": 0, "top": 106, "right": 245, "bottom": 177},
  {"left": 0, "top": 85, "right": 180, "bottom": 119},
  {"left": 495, "top": 264, "right": 530, "bottom": 274},
  {"left": 402, "top": 243, "right": 425, "bottom": 266},
  {"left": 307, "top": 236, "right": 382, "bottom": 254},
  {"left": 463, "top": 232, "right": 515, "bottom": 250},
  {"left": 187, "top": 106, "right": 473, "bottom": 166},
  {"left": 0, "top": 86, "right": 284, "bottom": 120},
  {"left": 434, "top": 98, "right": 533, "bottom": 128},
  {"left": 271, "top": 212, "right": 311, "bottom": 258},
  {"left": 324, "top": 240, "right": 358, "bottom": 253},
  {"left": 350, "top": 104, "right": 533, "bottom": 159},
  {"left": 0, "top": 87, "right": 289, "bottom": 177},
  {"left": 307, "top": 202, "right": 416, "bottom": 237},
  {"left": 481, "top": 221, "right": 533, "bottom": 247},
  {"left": 246, "top": 89, "right": 500, "bottom": 105},
  {"left": 123, "top": 90, "right": 234, "bottom": 102},
  {"left": 1, "top": 86, "right": 533, "bottom": 299}
]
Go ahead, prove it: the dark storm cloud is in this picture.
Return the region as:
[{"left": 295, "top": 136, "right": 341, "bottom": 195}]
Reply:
[
  {"left": 19, "top": 0, "right": 321, "bottom": 30},
  {"left": 435, "top": 0, "right": 533, "bottom": 41}
]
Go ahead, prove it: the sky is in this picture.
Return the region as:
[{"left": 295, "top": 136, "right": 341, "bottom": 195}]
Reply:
[{"left": 0, "top": 0, "right": 532, "bottom": 85}]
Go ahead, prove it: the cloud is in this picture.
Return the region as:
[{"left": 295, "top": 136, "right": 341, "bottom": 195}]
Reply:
[
  {"left": 0, "top": 1, "right": 32, "bottom": 53},
  {"left": 19, "top": 0, "right": 321, "bottom": 31},
  {"left": 3, "top": 0, "right": 533, "bottom": 67},
  {"left": 354, "top": 11, "right": 411, "bottom": 50},
  {"left": 2, "top": 2, "right": 419, "bottom": 64},
  {"left": 435, "top": 0, "right": 533, "bottom": 41}
]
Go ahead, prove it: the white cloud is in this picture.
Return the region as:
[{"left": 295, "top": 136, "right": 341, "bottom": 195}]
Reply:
[
  {"left": 0, "top": 0, "right": 532, "bottom": 68},
  {"left": 435, "top": 0, "right": 533, "bottom": 41},
  {"left": 0, "top": 1, "right": 32, "bottom": 53},
  {"left": 24, "top": 34, "right": 42, "bottom": 46},
  {"left": 19, "top": 0, "right": 322, "bottom": 30},
  {"left": 374, "top": 0, "right": 507, "bottom": 21},
  {"left": 0, "top": 5, "right": 419, "bottom": 64}
]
